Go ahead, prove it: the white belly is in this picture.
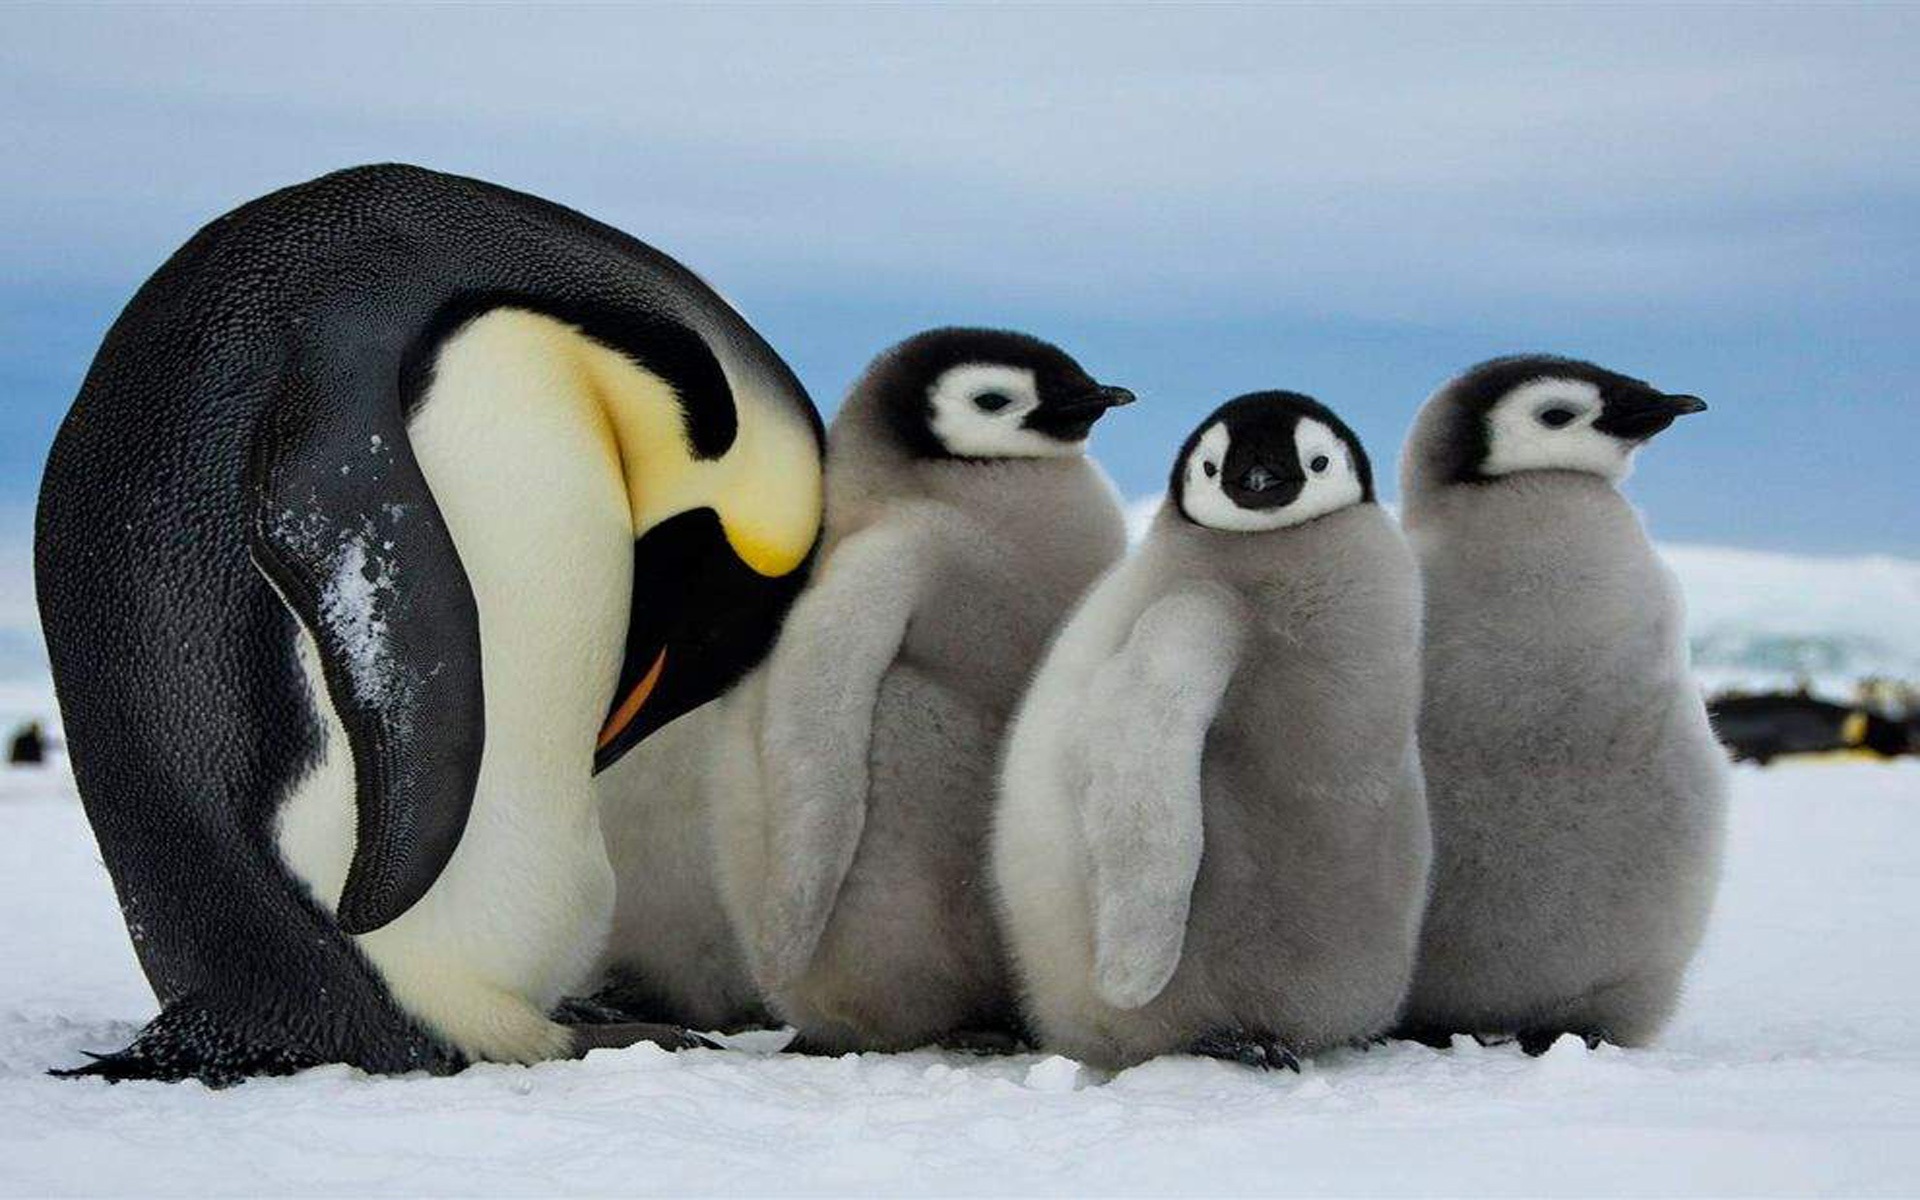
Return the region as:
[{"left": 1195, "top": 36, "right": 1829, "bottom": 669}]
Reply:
[{"left": 274, "top": 313, "right": 634, "bottom": 1063}]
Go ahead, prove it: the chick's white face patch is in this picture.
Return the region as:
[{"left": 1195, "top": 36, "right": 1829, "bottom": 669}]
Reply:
[
  {"left": 926, "top": 363, "right": 1080, "bottom": 459},
  {"left": 1178, "top": 417, "right": 1365, "bottom": 532},
  {"left": 1482, "top": 378, "right": 1634, "bottom": 482},
  {"left": 1287, "top": 417, "right": 1366, "bottom": 524},
  {"left": 1179, "top": 424, "right": 1243, "bottom": 529}
]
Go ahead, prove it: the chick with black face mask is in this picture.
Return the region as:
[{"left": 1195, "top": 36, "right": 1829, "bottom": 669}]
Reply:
[
  {"left": 712, "top": 327, "right": 1133, "bottom": 1053},
  {"left": 993, "top": 391, "right": 1430, "bottom": 1071}
]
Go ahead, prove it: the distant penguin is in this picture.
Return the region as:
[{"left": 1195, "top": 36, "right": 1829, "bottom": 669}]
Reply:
[
  {"left": 1395, "top": 355, "right": 1727, "bottom": 1054},
  {"left": 1707, "top": 692, "right": 1910, "bottom": 765},
  {"left": 992, "top": 391, "right": 1429, "bottom": 1070},
  {"left": 35, "top": 164, "right": 824, "bottom": 1082},
  {"left": 8, "top": 721, "right": 46, "bottom": 767},
  {"left": 710, "top": 327, "right": 1134, "bottom": 1053},
  {"left": 591, "top": 700, "right": 770, "bottom": 1033}
]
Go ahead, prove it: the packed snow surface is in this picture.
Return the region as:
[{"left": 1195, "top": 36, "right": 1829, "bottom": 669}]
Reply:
[{"left": 2, "top": 761, "right": 1916, "bottom": 1197}]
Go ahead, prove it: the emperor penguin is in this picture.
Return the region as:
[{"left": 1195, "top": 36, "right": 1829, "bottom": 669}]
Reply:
[
  {"left": 710, "top": 327, "right": 1134, "bottom": 1053},
  {"left": 992, "top": 391, "right": 1430, "bottom": 1071},
  {"left": 35, "top": 164, "right": 824, "bottom": 1083},
  {"left": 1394, "top": 355, "right": 1727, "bottom": 1054}
]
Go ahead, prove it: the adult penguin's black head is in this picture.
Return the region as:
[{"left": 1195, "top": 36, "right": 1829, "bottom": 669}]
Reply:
[
  {"left": 862, "top": 327, "right": 1135, "bottom": 460},
  {"left": 1170, "top": 391, "right": 1375, "bottom": 532},
  {"left": 1421, "top": 355, "right": 1707, "bottom": 487}
]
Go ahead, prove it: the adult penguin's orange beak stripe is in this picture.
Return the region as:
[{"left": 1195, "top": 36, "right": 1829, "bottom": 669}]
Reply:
[{"left": 597, "top": 648, "right": 668, "bottom": 752}]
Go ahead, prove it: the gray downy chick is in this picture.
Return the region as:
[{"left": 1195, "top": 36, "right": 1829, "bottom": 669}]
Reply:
[
  {"left": 1395, "top": 354, "right": 1728, "bottom": 1054},
  {"left": 993, "top": 391, "right": 1430, "bottom": 1071},
  {"left": 591, "top": 701, "right": 773, "bottom": 1034},
  {"left": 712, "top": 327, "right": 1133, "bottom": 1053}
]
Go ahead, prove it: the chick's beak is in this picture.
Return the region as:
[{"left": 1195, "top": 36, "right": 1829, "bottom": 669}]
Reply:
[
  {"left": 1057, "top": 384, "right": 1136, "bottom": 414},
  {"left": 1594, "top": 391, "right": 1710, "bottom": 440},
  {"left": 1023, "top": 383, "right": 1136, "bottom": 441}
]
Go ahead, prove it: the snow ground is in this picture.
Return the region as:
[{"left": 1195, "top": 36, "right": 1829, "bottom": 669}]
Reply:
[{"left": 2, "top": 762, "right": 1916, "bottom": 1197}]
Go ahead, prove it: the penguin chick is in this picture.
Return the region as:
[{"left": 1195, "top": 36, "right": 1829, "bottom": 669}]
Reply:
[
  {"left": 991, "top": 391, "right": 1430, "bottom": 1071},
  {"left": 591, "top": 700, "right": 772, "bottom": 1033},
  {"left": 1395, "top": 355, "right": 1728, "bottom": 1053},
  {"left": 711, "top": 327, "right": 1133, "bottom": 1053}
]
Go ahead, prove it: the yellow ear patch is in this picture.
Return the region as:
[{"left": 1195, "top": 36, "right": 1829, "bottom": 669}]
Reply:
[
  {"left": 1840, "top": 710, "right": 1870, "bottom": 748},
  {"left": 572, "top": 319, "right": 821, "bottom": 577},
  {"left": 475, "top": 309, "right": 822, "bottom": 578}
]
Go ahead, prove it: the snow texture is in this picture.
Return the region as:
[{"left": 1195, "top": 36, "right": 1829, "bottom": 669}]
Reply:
[
  {"left": 318, "top": 531, "right": 402, "bottom": 708},
  {"left": 2, "top": 760, "right": 1916, "bottom": 1197}
]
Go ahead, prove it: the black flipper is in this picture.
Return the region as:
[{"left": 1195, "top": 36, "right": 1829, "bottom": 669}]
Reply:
[
  {"left": 249, "top": 363, "right": 485, "bottom": 937},
  {"left": 238, "top": 170, "right": 808, "bottom": 935}
]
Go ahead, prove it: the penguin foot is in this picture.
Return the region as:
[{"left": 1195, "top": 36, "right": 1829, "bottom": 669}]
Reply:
[
  {"left": 1190, "top": 1030, "right": 1300, "bottom": 1072},
  {"left": 551, "top": 995, "right": 637, "bottom": 1026},
  {"left": 558, "top": 983, "right": 778, "bottom": 1035},
  {"left": 1516, "top": 1029, "right": 1606, "bottom": 1056},
  {"left": 939, "top": 1028, "right": 1027, "bottom": 1056},
  {"left": 567, "top": 1021, "right": 716, "bottom": 1056},
  {"left": 1392, "top": 1026, "right": 1461, "bottom": 1051},
  {"left": 52, "top": 1046, "right": 298, "bottom": 1089},
  {"left": 49, "top": 1004, "right": 347, "bottom": 1087}
]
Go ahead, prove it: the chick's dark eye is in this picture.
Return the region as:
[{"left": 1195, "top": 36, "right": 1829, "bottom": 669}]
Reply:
[
  {"left": 973, "top": 391, "right": 1012, "bottom": 413},
  {"left": 1310, "top": 455, "right": 1330, "bottom": 473},
  {"left": 1538, "top": 407, "right": 1578, "bottom": 429},
  {"left": 1202, "top": 461, "right": 1218, "bottom": 479}
]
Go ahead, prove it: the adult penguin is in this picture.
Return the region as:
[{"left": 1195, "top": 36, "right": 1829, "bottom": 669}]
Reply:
[{"left": 35, "top": 164, "right": 824, "bottom": 1083}]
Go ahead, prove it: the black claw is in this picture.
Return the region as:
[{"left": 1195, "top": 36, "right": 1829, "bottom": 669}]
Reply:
[{"left": 1191, "top": 1030, "right": 1299, "bottom": 1072}]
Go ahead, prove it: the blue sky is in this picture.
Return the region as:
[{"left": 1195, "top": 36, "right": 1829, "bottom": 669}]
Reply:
[{"left": 2, "top": 4, "right": 1916, "bottom": 554}]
